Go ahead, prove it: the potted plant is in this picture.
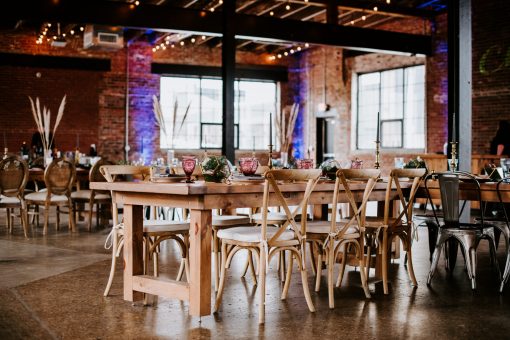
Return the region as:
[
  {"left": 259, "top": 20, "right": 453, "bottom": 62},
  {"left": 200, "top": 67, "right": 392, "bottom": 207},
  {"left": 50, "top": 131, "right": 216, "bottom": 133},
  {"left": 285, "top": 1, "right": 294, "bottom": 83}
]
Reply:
[{"left": 319, "top": 159, "right": 340, "bottom": 179}]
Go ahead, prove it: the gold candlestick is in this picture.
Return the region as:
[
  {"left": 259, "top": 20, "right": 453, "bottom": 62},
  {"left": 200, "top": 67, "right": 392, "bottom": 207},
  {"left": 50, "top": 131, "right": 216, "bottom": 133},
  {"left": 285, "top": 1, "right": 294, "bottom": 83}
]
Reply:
[
  {"left": 268, "top": 144, "right": 273, "bottom": 169},
  {"left": 374, "top": 140, "right": 381, "bottom": 169},
  {"left": 450, "top": 141, "right": 458, "bottom": 172}
]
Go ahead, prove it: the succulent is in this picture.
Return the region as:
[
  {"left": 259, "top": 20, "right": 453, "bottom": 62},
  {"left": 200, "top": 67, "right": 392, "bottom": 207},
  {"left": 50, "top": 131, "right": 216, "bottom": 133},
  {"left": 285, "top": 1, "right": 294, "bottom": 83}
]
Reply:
[
  {"left": 201, "top": 155, "right": 231, "bottom": 183},
  {"left": 403, "top": 156, "right": 427, "bottom": 169},
  {"left": 320, "top": 159, "right": 341, "bottom": 179}
]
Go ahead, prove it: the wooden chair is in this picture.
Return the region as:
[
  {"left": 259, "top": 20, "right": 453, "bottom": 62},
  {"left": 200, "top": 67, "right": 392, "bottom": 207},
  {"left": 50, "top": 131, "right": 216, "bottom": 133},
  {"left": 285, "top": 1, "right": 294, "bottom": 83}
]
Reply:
[
  {"left": 71, "top": 159, "right": 113, "bottom": 231},
  {"left": 25, "top": 158, "right": 76, "bottom": 235},
  {"left": 306, "top": 169, "right": 379, "bottom": 308},
  {"left": 100, "top": 165, "right": 190, "bottom": 297},
  {"left": 0, "top": 156, "right": 29, "bottom": 237},
  {"left": 214, "top": 169, "right": 321, "bottom": 324},
  {"left": 364, "top": 168, "right": 426, "bottom": 294}
]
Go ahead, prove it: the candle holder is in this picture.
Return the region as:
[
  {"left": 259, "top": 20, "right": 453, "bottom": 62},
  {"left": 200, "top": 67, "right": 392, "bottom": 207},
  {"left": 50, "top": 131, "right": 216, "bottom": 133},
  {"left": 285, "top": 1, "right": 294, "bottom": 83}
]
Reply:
[
  {"left": 450, "top": 141, "right": 458, "bottom": 172},
  {"left": 374, "top": 140, "right": 381, "bottom": 169},
  {"left": 268, "top": 144, "right": 273, "bottom": 169}
]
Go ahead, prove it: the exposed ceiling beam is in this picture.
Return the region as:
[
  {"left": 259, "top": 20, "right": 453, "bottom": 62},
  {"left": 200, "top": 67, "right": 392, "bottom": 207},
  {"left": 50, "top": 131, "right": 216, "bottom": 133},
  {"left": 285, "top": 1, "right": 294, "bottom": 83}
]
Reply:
[{"left": 3, "top": 0, "right": 432, "bottom": 55}]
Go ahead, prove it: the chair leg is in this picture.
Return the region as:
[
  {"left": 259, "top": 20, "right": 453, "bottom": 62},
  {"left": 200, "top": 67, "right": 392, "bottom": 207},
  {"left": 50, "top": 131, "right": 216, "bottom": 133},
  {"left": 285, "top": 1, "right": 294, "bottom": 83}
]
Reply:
[
  {"left": 281, "top": 252, "right": 294, "bottom": 300},
  {"left": 365, "top": 245, "right": 372, "bottom": 283},
  {"left": 336, "top": 247, "right": 348, "bottom": 288},
  {"left": 406, "top": 245, "right": 418, "bottom": 287},
  {"left": 356, "top": 241, "right": 371, "bottom": 299},
  {"left": 382, "top": 230, "right": 389, "bottom": 295},
  {"left": 314, "top": 252, "right": 322, "bottom": 292},
  {"left": 258, "top": 244, "right": 267, "bottom": 324},
  {"left": 248, "top": 250, "right": 257, "bottom": 285},
  {"left": 213, "top": 229, "right": 220, "bottom": 292},
  {"left": 328, "top": 243, "right": 335, "bottom": 309},
  {"left": 43, "top": 203, "right": 50, "bottom": 235},
  {"left": 21, "top": 201, "right": 29, "bottom": 238},
  {"left": 298, "top": 251, "right": 315, "bottom": 313},
  {"left": 104, "top": 232, "right": 120, "bottom": 297},
  {"left": 457, "top": 234, "right": 477, "bottom": 290},
  {"left": 309, "top": 242, "right": 317, "bottom": 276},
  {"left": 56, "top": 206, "right": 60, "bottom": 230},
  {"left": 214, "top": 242, "right": 229, "bottom": 313},
  {"left": 427, "top": 232, "right": 449, "bottom": 286},
  {"left": 7, "top": 208, "right": 12, "bottom": 233}
]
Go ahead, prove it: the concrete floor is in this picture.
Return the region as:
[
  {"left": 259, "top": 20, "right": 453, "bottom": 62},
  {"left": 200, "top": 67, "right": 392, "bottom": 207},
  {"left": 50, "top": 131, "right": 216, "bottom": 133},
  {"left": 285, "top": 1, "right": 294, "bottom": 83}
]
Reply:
[{"left": 1, "top": 209, "right": 510, "bottom": 339}]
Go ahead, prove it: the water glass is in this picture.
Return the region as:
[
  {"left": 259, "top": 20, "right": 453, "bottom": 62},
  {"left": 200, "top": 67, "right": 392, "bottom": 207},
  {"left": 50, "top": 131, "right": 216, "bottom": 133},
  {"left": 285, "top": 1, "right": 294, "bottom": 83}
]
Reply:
[
  {"left": 182, "top": 156, "right": 197, "bottom": 183},
  {"left": 394, "top": 157, "right": 405, "bottom": 169},
  {"left": 238, "top": 157, "right": 259, "bottom": 176},
  {"left": 296, "top": 158, "right": 314, "bottom": 169}
]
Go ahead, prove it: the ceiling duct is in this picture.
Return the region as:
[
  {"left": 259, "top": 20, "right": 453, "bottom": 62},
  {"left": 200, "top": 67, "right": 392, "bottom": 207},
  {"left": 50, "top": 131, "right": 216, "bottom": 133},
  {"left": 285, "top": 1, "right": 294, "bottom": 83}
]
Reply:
[{"left": 84, "top": 25, "right": 124, "bottom": 49}]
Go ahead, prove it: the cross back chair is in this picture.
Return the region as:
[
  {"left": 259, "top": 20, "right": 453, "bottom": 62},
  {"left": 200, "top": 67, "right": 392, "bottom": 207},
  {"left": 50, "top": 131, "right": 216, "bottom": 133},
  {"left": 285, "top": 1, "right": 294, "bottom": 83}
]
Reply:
[
  {"left": 310, "top": 169, "right": 380, "bottom": 308},
  {"left": 362, "top": 168, "right": 426, "bottom": 294},
  {"left": 0, "top": 156, "right": 29, "bottom": 237},
  {"left": 425, "top": 171, "right": 500, "bottom": 290},
  {"left": 214, "top": 169, "right": 322, "bottom": 324},
  {"left": 71, "top": 158, "right": 113, "bottom": 231},
  {"left": 25, "top": 158, "right": 76, "bottom": 235},
  {"left": 100, "top": 165, "right": 190, "bottom": 298}
]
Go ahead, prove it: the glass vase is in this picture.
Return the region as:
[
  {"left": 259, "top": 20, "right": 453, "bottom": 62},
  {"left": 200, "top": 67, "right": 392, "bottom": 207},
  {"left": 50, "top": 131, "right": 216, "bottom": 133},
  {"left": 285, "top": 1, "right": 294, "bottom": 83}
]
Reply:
[
  {"left": 44, "top": 149, "right": 53, "bottom": 167},
  {"left": 280, "top": 151, "right": 288, "bottom": 168}
]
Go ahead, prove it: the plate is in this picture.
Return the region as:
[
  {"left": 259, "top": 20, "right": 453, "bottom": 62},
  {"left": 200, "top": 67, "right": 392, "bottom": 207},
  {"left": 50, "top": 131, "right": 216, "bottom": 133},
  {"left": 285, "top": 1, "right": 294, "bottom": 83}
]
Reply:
[
  {"left": 150, "top": 175, "right": 186, "bottom": 183},
  {"left": 232, "top": 175, "right": 265, "bottom": 183}
]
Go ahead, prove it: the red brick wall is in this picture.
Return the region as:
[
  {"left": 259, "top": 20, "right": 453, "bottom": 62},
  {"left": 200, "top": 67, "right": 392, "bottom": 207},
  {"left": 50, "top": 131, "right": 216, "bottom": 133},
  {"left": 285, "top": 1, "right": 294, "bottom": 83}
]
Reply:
[{"left": 472, "top": 0, "right": 510, "bottom": 154}]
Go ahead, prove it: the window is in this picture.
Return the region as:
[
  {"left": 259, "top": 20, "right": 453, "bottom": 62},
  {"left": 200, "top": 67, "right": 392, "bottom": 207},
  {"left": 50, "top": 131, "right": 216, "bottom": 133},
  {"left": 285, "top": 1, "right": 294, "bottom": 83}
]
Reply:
[
  {"left": 159, "top": 76, "right": 277, "bottom": 150},
  {"left": 355, "top": 65, "right": 425, "bottom": 149}
]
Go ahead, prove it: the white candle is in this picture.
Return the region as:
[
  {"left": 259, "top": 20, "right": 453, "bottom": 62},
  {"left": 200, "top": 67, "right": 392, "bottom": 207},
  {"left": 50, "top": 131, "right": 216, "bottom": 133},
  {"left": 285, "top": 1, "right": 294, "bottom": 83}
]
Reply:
[{"left": 376, "top": 112, "right": 380, "bottom": 142}]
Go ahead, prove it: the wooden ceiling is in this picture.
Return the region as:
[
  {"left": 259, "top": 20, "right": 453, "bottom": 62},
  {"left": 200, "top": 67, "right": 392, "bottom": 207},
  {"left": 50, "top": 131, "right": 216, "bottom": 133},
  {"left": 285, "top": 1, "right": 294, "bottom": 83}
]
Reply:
[{"left": 2, "top": 0, "right": 446, "bottom": 55}]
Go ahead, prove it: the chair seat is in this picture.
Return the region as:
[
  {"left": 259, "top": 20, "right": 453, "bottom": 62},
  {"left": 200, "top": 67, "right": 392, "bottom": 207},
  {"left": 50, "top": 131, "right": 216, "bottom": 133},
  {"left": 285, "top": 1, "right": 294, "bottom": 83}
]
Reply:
[
  {"left": 217, "top": 226, "right": 295, "bottom": 243},
  {"left": 25, "top": 191, "right": 68, "bottom": 203},
  {"left": 71, "top": 190, "right": 110, "bottom": 201},
  {"left": 212, "top": 215, "right": 251, "bottom": 227},
  {"left": 0, "top": 195, "right": 21, "bottom": 205},
  {"left": 252, "top": 212, "right": 288, "bottom": 224},
  {"left": 306, "top": 221, "right": 359, "bottom": 237},
  {"left": 143, "top": 220, "right": 190, "bottom": 235}
]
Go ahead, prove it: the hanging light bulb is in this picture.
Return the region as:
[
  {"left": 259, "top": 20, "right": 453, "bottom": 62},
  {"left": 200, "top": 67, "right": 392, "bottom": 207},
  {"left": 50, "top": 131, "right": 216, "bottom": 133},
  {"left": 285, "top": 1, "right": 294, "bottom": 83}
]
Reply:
[{"left": 285, "top": 4, "right": 291, "bottom": 10}]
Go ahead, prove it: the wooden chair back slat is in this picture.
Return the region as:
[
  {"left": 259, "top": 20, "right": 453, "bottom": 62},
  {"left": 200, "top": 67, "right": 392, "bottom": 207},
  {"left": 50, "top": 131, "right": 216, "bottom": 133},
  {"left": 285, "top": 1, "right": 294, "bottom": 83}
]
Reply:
[
  {"left": 44, "top": 158, "right": 76, "bottom": 196},
  {"left": 0, "top": 156, "right": 29, "bottom": 198}
]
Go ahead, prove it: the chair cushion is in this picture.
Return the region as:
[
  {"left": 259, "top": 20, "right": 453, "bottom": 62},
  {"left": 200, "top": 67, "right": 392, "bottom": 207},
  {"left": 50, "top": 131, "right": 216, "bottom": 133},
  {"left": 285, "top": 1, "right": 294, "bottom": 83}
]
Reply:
[
  {"left": 212, "top": 215, "right": 251, "bottom": 227},
  {"left": 306, "top": 221, "right": 359, "bottom": 236},
  {"left": 217, "top": 226, "right": 295, "bottom": 243},
  {"left": 252, "top": 212, "right": 288, "bottom": 223},
  {"left": 143, "top": 220, "right": 190, "bottom": 234},
  {"left": 25, "top": 191, "right": 68, "bottom": 203},
  {"left": 71, "top": 190, "right": 110, "bottom": 200},
  {"left": 0, "top": 195, "right": 21, "bottom": 205}
]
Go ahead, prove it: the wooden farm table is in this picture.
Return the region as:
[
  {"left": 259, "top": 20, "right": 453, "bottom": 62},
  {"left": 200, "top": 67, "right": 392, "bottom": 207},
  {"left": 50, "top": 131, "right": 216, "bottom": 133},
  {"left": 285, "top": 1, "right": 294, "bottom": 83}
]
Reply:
[
  {"left": 90, "top": 179, "right": 404, "bottom": 317},
  {"left": 417, "top": 179, "right": 510, "bottom": 202}
]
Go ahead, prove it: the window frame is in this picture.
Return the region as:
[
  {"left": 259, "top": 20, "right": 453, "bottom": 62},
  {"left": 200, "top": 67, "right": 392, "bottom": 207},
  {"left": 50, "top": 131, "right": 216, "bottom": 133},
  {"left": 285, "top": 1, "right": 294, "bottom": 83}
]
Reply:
[
  {"left": 159, "top": 75, "right": 278, "bottom": 150},
  {"left": 354, "top": 64, "right": 425, "bottom": 150}
]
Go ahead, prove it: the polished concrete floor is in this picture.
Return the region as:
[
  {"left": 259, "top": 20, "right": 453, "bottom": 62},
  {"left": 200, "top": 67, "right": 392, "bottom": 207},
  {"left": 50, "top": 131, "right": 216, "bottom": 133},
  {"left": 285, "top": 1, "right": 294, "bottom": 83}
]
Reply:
[{"left": 1, "top": 209, "right": 510, "bottom": 340}]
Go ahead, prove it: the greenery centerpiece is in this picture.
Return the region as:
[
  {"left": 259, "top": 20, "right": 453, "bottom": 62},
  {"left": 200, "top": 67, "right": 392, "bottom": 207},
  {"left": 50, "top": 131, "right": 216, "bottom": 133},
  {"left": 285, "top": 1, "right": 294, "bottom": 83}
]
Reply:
[
  {"left": 319, "top": 159, "right": 341, "bottom": 179},
  {"left": 200, "top": 155, "right": 231, "bottom": 183},
  {"left": 403, "top": 156, "right": 427, "bottom": 169}
]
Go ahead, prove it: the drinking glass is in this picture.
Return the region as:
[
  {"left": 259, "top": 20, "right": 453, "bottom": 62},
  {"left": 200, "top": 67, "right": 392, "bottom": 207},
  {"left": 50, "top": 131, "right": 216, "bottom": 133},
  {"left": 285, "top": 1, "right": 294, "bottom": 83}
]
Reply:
[
  {"left": 351, "top": 158, "right": 363, "bottom": 169},
  {"left": 394, "top": 157, "right": 405, "bottom": 169},
  {"left": 182, "top": 156, "right": 197, "bottom": 183},
  {"left": 238, "top": 157, "right": 259, "bottom": 176},
  {"left": 296, "top": 158, "right": 314, "bottom": 169},
  {"left": 501, "top": 158, "right": 510, "bottom": 177}
]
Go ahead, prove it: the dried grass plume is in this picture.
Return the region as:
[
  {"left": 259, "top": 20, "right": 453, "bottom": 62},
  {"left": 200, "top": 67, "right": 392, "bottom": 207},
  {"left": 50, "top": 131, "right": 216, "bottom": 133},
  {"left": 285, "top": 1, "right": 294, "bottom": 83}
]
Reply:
[{"left": 29, "top": 95, "right": 67, "bottom": 153}]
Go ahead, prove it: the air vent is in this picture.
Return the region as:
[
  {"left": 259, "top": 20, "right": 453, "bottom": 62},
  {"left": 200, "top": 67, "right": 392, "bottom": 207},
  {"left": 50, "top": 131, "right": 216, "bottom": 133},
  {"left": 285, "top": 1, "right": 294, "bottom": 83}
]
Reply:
[{"left": 84, "top": 25, "right": 123, "bottom": 49}]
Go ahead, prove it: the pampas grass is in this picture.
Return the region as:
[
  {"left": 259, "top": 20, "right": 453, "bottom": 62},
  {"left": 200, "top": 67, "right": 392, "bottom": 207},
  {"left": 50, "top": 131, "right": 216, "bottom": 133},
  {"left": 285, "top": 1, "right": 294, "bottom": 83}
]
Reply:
[
  {"left": 29, "top": 95, "right": 66, "bottom": 153},
  {"left": 276, "top": 102, "right": 299, "bottom": 154},
  {"left": 152, "top": 95, "right": 190, "bottom": 148}
]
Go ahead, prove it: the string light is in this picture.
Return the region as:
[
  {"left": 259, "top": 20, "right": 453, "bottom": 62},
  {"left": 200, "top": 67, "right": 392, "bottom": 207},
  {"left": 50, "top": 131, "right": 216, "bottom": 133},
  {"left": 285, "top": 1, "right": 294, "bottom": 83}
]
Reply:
[
  {"left": 285, "top": 4, "right": 291, "bottom": 10},
  {"left": 79, "top": 26, "right": 84, "bottom": 31},
  {"left": 191, "top": 37, "right": 196, "bottom": 43},
  {"left": 362, "top": 15, "right": 366, "bottom": 20},
  {"left": 270, "top": 11, "right": 274, "bottom": 16},
  {"left": 202, "top": 35, "right": 206, "bottom": 40},
  {"left": 134, "top": 0, "right": 140, "bottom": 5},
  {"left": 373, "top": 6, "right": 378, "bottom": 11},
  {"left": 386, "top": 0, "right": 390, "bottom": 3},
  {"left": 268, "top": 43, "right": 310, "bottom": 61},
  {"left": 304, "top": 43, "right": 309, "bottom": 48},
  {"left": 180, "top": 41, "right": 185, "bottom": 46},
  {"left": 210, "top": 7, "right": 215, "bottom": 12}
]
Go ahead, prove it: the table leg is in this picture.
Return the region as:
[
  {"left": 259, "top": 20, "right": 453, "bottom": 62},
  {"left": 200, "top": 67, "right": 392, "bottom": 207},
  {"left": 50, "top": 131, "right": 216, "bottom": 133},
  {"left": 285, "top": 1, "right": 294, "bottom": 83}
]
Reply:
[
  {"left": 189, "top": 209, "right": 212, "bottom": 317},
  {"left": 123, "top": 203, "right": 144, "bottom": 302}
]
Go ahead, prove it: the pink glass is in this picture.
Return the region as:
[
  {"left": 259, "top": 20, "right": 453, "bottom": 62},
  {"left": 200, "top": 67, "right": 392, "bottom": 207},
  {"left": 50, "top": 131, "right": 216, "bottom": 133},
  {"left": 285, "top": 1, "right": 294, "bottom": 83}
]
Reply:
[
  {"left": 296, "top": 158, "right": 314, "bottom": 169},
  {"left": 238, "top": 157, "right": 259, "bottom": 176},
  {"left": 351, "top": 158, "right": 363, "bottom": 169},
  {"left": 182, "top": 156, "right": 197, "bottom": 183}
]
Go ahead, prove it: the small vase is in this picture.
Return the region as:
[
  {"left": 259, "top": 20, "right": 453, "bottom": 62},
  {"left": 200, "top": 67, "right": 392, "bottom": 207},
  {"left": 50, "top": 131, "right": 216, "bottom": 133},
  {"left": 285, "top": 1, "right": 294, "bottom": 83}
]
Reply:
[
  {"left": 167, "top": 149, "right": 176, "bottom": 166},
  {"left": 44, "top": 149, "right": 52, "bottom": 167}
]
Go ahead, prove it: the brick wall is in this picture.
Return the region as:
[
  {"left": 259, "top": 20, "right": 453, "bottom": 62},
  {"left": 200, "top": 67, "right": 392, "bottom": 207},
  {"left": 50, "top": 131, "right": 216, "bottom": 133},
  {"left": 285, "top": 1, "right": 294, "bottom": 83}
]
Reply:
[{"left": 472, "top": 0, "right": 510, "bottom": 154}]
